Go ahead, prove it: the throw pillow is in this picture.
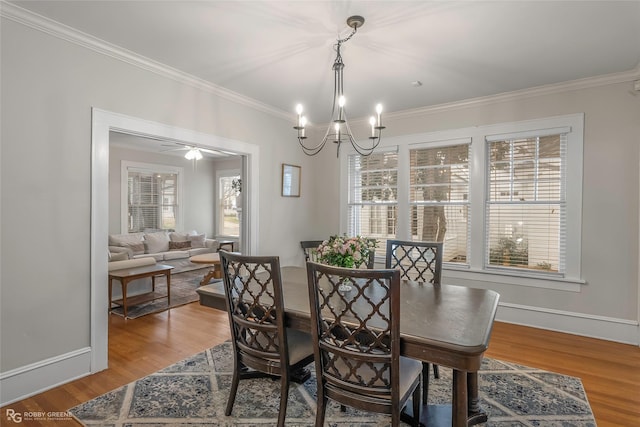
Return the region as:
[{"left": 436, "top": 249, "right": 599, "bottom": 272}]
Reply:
[
  {"left": 122, "top": 242, "right": 145, "bottom": 255},
  {"left": 144, "top": 231, "right": 170, "bottom": 253},
  {"left": 169, "top": 232, "right": 189, "bottom": 242},
  {"left": 169, "top": 241, "right": 191, "bottom": 250},
  {"left": 188, "top": 233, "right": 206, "bottom": 248},
  {"left": 109, "top": 233, "right": 144, "bottom": 247}
]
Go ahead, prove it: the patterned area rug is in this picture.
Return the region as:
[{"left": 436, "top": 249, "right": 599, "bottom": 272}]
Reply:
[
  {"left": 70, "top": 342, "right": 596, "bottom": 426},
  {"left": 110, "top": 268, "right": 212, "bottom": 319}
]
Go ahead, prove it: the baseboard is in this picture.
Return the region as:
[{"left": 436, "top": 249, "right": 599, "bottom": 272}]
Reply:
[
  {"left": 0, "top": 347, "right": 92, "bottom": 407},
  {"left": 496, "top": 302, "right": 639, "bottom": 345}
]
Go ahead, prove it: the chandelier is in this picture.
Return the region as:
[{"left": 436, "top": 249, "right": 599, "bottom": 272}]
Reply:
[{"left": 294, "top": 16, "right": 384, "bottom": 157}]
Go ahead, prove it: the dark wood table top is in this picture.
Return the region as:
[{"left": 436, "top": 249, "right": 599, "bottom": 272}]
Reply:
[{"left": 197, "top": 266, "right": 499, "bottom": 372}]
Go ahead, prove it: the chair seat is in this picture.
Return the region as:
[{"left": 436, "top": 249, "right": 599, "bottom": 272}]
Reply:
[{"left": 399, "top": 357, "right": 423, "bottom": 398}]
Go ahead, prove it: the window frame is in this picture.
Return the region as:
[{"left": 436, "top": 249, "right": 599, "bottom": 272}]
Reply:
[
  {"left": 341, "top": 113, "right": 584, "bottom": 290},
  {"left": 216, "top": 169, "right": 241, "bottom": 238},
  {"left": 120, "top": 161, "right": 184, "bottom": 234}
]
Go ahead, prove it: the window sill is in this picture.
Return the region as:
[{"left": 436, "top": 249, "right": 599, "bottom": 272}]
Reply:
[{"left": 443, "top": 264, "right": 584, "bottom": 292}]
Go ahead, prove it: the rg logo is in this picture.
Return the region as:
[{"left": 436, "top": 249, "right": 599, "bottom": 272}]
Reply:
[{"left": 6, "top": 409, "right": 22, "bottom": 423}]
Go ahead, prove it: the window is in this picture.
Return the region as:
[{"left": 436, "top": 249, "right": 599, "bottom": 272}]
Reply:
[
  {"left": 218, "top": 171, "right": 241, "bottom": 237},
  {"left": 486, "top": 133, "right": 565, "bottom": 273},
  {"left": 409, "top": 141, "right": 470, "bottom": 264},
  {"left": 123, "top": 162, "right": 183, "bottom": 233},
  {"left": 347, "top": 150, "right": 398, "bottom": 254},
  {"left": 342, "top": 114, "right": 583, "bottom": 286}
]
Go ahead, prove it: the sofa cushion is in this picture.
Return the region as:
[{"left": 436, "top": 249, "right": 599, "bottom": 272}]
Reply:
[
  {"left": 169, "top": 241, "right": 191, "bottom": 250},
  {"left": 188, "top": 247, "right": 211, "bottom": 257},
  {"left": 169, "top": 232, "right": 189, "bottom": 242},
  {"left": 144, "top": 231, "right": 170, "bottom": 253},
  {"left": 164, "top": 250, "right": 190, "bottom": 260},
  {"left": 133, "top": 253, "right": 163, "bottom": 262},
  {"left": 188, "top": 233, "right": 206, "bottom": 248}
]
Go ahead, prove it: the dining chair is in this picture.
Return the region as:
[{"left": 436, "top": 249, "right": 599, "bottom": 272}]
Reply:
[
  {"left": 306, "top": 261, "right": 422, "bottom": 427},
  {"left": 385, "top": 239, "right": 443, "bottom": 403},
  {"left": 219, "top": 251, "right": 315, "bottom": 427},
  {"left": 300, "top": 240, "right": 324, "bottom": 262}
]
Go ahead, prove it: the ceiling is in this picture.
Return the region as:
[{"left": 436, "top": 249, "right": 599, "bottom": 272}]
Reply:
[{"left": 9, "top": 1, "right": 640, "bottom": 123}]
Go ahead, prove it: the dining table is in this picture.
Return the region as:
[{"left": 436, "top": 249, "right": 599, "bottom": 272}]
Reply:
[{"left": 196, "top": 265, "right": 499, "bottom": 427}]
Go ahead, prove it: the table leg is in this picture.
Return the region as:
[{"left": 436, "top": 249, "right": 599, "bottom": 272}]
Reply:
[
  {"left": 452, "top": 369, "right": 468, "bottom": 427},
  {"left": 122, "top": 278, "right": 129, "bottom": 319},
  {"left": 108, "top": 277, "right": 113, "bottom": 311},
  {"left": 152, "top": 275, "right": 156, "bottom": 292},
  {"left": 200, "top": 268, "right": 218, "bottom": 286},
  {"left": 467, "top": 372, "right": 488, "bottom": 425},
  {"left": 166, "top": 271, "right": 171, "bottom": 307}
]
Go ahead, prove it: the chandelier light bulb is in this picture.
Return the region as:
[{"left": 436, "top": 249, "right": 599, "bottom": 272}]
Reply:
[
  {"left": 369, "top": 116, "right": 376, "bottom": 137},
  {"left": 296, "top": 104, "right": 303, "bottom": 115},
  {"left": 376, "top": 104, "right": 383, "bottom": 127},
  {"left": 339, "top": 96, "right": 346, "bottom": 107}
]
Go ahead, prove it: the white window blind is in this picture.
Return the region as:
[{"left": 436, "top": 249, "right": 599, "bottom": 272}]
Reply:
[
  {"left": 409, "top": 142, "right": 471, "bottom": 264},
  {"left": 485, "top": 133, "right": 566, "bottom": 273},
  {"left": 347, "top": 150, "right": 398, "bottom": 257},
  {"left": 127, "top": 171, "right": 178, "bottom": 232}
]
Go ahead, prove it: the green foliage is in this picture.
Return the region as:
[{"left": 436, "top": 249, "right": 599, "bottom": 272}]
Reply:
[
  {"left": 317, "top": 235, "right": 378, "bottom": 268},
  {"left": 489, "top": 237, "right": 528, "bottom": 266}
]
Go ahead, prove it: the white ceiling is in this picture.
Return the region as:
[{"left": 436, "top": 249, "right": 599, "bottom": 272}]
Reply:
[{"left": 9, "top": 1, "right": 640, "bottom": 122}]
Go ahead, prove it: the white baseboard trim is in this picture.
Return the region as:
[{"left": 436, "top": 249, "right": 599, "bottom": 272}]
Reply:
[
  {"left": 496, "top": 302, "right": 640, "bottom": 345},
  {"left": 0, "top": 347, "right": 93, "bottom": 407}
]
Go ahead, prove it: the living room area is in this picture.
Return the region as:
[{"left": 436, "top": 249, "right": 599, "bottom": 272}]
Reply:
[{"left": 106, "top": 130, "right": 244, "bottom": 318}]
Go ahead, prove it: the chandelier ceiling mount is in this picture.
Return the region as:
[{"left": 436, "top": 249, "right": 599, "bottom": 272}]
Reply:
[{"left": 294, "top": 15, "right": 384, "bottom": 157}]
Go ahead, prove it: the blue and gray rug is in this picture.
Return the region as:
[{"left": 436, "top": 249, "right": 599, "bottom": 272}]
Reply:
[{"left": 70, "top": 342, "right": 595, "bottom": 426}]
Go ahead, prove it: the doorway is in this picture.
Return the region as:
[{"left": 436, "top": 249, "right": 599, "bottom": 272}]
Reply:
[{"left": 91, "top": 108, "right": 260, "bottom": 372}]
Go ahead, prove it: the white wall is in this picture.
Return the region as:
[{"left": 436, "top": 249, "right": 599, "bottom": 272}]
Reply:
[
  {"left": 315, "top": 79, "right": 640, "bottom": 343},
  {"left": 109, "top": 143, "right": 219, "bottom": 237},
  {"left": 1, "top": 4, "right": 639, "bottom": 406},
  {"left": 0, "top": 12, "right": 317, "bottom": 404}
]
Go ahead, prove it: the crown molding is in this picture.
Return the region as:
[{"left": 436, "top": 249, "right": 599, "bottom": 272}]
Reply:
[
  {"left": 0, "top": 1, "right": 292, "bottom": 121},
  {"left": 387, "top": 63, "right": 640, "bottom": 121},
  {"left": 3, "top": 1, "right": 638, "bottom": 125}
]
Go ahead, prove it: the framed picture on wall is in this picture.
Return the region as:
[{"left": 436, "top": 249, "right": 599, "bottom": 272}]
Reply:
[{"left": 281, "top": 164, "right": 301, "bottom": 197}]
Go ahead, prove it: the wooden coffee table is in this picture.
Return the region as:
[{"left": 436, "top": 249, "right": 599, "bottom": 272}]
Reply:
[
  {"left": 190, "top": 252, "right": 222, "bottom": 286},
  {"left": 108, "top": 263, "right": 174, "bottom": 318}
]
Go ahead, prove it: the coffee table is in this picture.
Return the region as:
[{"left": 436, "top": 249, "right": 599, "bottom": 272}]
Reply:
[
  {"left": 108, "top": 263, "right": 174, "bottom": 318},
  {"left": 190, "top": 252, "right": 222, "bottom": 286}
]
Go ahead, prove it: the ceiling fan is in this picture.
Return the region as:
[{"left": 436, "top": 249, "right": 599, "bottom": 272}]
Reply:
[{"left": 160, "top": 144, "right": 234, "bottom": 160}]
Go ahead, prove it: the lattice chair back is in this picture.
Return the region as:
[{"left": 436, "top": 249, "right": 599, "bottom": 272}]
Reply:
[
  {"left": 306, "top": 262, "right": 421, "bottom": 426},
  {"left": 300, "top": 240, "right": 323, "bottom": 262},
  {"left": 385, "top": 240, "right": 443, "bottom": 284},
  {"left": 220, "top": 252, "right": 289, "bottom": 374}
]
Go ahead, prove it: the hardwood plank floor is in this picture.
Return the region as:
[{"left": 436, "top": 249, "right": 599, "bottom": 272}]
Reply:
[{"left": 2, "top": 302, "right": 639, "bottom": 426}]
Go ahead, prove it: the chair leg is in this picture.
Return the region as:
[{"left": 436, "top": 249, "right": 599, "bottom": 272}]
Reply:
[
  {"left": 412, "top": 379, "right": 422, "bottom": 427},
  {"left": 422, "top": 362, "right": 430, "bottom": 404},
  {"left": 277, "top": 375, "right": 289, "bottom": 427},
  {"left": 315, "top": 395, "right": 327, "bottom": 427},
  {"left": 225, "top": 366, "right": 240, "bottom": 416}
]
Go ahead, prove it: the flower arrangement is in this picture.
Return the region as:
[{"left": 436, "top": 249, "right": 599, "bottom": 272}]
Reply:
[{"left": 317, "top": 235, "right": 378, "bottom": 268}]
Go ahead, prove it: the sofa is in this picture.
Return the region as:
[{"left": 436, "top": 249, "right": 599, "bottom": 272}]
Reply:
[{"left": 109, "top": 230, "right": 219, "bottom": 274}]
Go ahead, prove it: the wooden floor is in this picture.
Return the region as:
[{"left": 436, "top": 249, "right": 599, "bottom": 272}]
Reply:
[{"left": 2, "top": 302, "right": 639, "bottom": 426}]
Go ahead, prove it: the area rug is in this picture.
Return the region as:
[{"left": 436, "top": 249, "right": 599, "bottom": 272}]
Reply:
[
  {"left": 70, "top": 342, "right": 596, "bottom": 426},
  {"left": 110, "top": 268, "right": 212, "bottom": 319}
]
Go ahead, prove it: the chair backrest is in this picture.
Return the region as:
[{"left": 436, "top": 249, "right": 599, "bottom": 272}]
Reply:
[
  {"left": 219, "top": 251, "right": 290, "bottom": 373},
  {"left": 306, "top": 261, "right": 401, "bottom": 408},
  {"left": 385, "top": 240, "right": 443, "bottom": 284},
  {"left": 300, "top": 240, "right": 323, "bottom": 262}
]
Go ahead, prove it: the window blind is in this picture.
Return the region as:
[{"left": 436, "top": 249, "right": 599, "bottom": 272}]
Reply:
[
  {"left": 409, "top": 143, "right": 471, "bottom": 264},
  {"left": 128, "top": 171, "right": 178, "bottom": 232},
  {"left": 485, "top": 133, "right": 566, "bottom": 273},
  {"left": 347, "top": 150, "right": 398, "bottom": 257}
]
